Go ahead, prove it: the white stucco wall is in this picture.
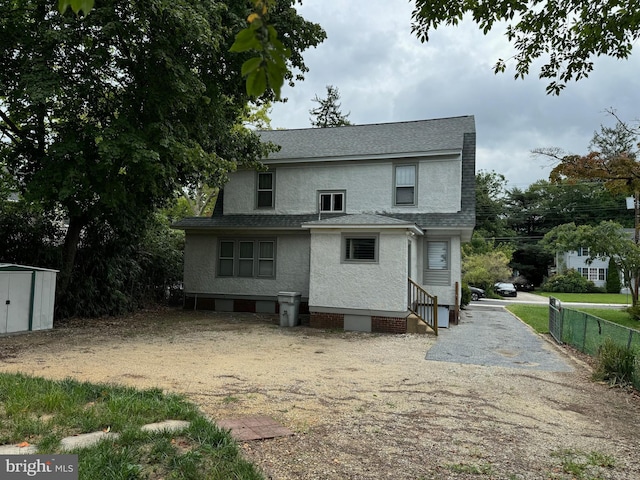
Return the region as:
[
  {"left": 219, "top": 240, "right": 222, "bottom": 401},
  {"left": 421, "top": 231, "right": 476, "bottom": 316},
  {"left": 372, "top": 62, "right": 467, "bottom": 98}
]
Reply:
[
  {"left": 183, "top": 232, "right": 310, "bottom": 297},
  {"left": 308, "top": 230, "right": 409, "bottom": 313},
  {"left": 223, "top": 157, "right": 462, "bottom": 215}
]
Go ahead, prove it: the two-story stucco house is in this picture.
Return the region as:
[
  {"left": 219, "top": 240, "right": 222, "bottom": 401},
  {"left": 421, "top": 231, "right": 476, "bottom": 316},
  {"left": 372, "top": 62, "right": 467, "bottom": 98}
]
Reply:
[{"left": 173, "top": 116, "right": 476, "bottom": 333}]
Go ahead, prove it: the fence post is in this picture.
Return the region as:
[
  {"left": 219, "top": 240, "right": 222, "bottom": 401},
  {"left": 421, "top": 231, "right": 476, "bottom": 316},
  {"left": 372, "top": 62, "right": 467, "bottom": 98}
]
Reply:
[
  {"left": 582, "top": 313, "right": 588, "bottom": 353},
  {"left": 628, "top": 329, "right": 634, "bottom": 350}
]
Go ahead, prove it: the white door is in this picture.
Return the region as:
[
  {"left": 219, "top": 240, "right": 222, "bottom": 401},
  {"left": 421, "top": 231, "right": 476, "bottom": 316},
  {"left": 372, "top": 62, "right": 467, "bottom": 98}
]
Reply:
[{"left": 0, "top": 272, "right": 32, "bottom": 334}]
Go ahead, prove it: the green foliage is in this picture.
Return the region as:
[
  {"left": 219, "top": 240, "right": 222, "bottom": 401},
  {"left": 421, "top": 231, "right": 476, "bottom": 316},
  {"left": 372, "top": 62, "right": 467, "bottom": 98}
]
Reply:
[
  {"left": 411, "top": 0, "right": 640, "bottom": 94},
  {"left": 462, "top": 235, "right": 513, "bottom": 290},
  {"left": 1, "top": 0, "right": 324, "bottom": 315},
  {"left": 474, "top": 170, "right": 512, "bottom": 238},
  {"left": 58, "top": 0, "right": 93, "bottom": 15},
  {"left": 542, "top": 221, "right": 640, "bottom": 305},
  {"left": 541, "top": 269, "right": 600, "bottom": 293},
  {"left": 230, "top": 1, "right": 291, "bottom": 99},
  {"left": 460, "top": 283, "right": 471, "bottom": 307},
  {"left": 592, "top": 338, "right": 636, "bottom": 386},
  {"left": 309, "top": 85, "right": 353, "bottom": 128},
  {"left": 606, "top": 257, "right": 622, "bottom": 294}
]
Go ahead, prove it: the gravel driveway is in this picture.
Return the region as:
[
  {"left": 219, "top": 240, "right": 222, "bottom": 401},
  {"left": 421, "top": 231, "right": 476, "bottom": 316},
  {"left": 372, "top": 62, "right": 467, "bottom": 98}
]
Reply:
[{"left": 1, "top": 307, "right": 639, "bottom": 479}]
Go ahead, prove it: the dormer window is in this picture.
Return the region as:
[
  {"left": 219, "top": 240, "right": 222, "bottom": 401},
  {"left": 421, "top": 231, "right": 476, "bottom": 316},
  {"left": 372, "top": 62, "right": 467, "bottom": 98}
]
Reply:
[
  {"left": 394, "top": 164, "right": 416, "bottom": 206},
  {"left": 319, "top": 191, "right": 345, "bottom": 213}
]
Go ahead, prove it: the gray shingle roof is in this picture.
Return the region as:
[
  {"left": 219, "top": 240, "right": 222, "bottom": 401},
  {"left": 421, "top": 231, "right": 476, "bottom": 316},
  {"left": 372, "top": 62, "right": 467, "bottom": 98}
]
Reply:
[
  {"left": 172, "top": 117, "right": 476, "bottom": 235},
  {"left": 259, "top": 116, "right": 475, "bottom": 161}
]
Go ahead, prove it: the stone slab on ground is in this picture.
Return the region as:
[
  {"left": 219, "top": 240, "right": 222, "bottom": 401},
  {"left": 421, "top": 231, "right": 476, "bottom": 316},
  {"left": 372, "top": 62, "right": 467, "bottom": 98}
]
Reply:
[{"left": 217, "top": 415, "right": 294, "bottom": 441}]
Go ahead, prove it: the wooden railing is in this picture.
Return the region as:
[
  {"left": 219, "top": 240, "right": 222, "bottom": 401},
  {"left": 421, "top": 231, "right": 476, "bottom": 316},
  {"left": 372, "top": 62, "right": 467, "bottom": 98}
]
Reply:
[{"left": 408, "top": 278, "right": 438, "bottom": 335}]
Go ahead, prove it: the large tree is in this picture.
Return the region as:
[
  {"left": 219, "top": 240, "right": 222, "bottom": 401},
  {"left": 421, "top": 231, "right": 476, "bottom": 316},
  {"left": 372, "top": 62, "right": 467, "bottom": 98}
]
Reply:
[
  {"left": 0, "top": 0, "right": 324, "bottom": 301},
  {"left": 309, "top": 85, "right": 352, "bottom": 128},
  {"left": 411, "top": 0, "right": 640, "bottom": 94}
]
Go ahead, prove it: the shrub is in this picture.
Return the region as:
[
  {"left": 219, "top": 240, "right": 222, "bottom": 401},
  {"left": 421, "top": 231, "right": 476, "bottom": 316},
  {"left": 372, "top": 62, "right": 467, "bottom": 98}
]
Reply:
[
  {"left": 606, "top": 258, "right": 622, "bottom": 294},
  {"left": 592, "top": 338, "right": 636, "bottom": 386},
  {"left": 460, "top": 283, "right": 471, "bottom": 307},
  {"left": 541, "top": 269, "right": 599, "bottom": 293}
]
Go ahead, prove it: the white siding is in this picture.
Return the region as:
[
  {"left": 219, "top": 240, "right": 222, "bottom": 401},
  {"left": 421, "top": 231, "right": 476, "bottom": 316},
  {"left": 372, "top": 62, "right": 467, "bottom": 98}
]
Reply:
[
  {"left": 308, "top": 230, "right": 409, "bottom": 312},
  {"left": 223, "top": 157, "right": 462, "bottom": 215}
]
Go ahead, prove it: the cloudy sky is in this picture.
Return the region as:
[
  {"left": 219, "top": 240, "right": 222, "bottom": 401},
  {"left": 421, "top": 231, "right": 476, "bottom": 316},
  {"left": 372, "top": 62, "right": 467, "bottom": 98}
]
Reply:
[{"left": 268, "top": 0, "right": 640, "bottom": 190}]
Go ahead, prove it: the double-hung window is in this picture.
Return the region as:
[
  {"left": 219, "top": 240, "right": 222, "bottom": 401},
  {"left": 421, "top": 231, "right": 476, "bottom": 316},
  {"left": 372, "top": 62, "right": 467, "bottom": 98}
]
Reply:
[
  {"left": 394, "top": 164, "right": 416, "bottom": 206},
  {"left": 218, "top": 239, "right": 276, "bottom": 278},
  {"left": 343, "top": 235, "right": 378, "bottom": 263},
  {"left": 319, "top": 191, "right": 345, "bottom": 213},
  {"left": 257, "top": 172, "right": 274, "bottom": 208}
]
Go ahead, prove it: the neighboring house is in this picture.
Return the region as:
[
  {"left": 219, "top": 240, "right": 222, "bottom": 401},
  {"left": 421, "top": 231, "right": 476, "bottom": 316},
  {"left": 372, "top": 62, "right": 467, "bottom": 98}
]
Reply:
[
  {"left": 556, "top": 247, "right": 609, "bottom": 288},
  {"left": 172, "top": 116, "right": 476, "bottom": 333}
]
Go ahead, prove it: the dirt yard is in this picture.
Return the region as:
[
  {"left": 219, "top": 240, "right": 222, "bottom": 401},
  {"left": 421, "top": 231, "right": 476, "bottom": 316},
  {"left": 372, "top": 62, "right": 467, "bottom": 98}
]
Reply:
[{"left": 1, "top": 308, "right": 639, "bottom": 479}]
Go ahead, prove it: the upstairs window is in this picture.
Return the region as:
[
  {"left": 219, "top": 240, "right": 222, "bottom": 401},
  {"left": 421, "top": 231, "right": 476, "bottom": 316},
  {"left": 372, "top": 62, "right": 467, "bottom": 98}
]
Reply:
[
  {"left": 394, "top": 165, "right": 416, "bottom": 205},
  {"left": 319, "top": 191, "right": 345, "bottom": 213},
  {"left": 257, "top": 172, "right": 274, "bottom": 208},
  {"left": 343, "top": 235, "right": 378, "bottom": 263}
]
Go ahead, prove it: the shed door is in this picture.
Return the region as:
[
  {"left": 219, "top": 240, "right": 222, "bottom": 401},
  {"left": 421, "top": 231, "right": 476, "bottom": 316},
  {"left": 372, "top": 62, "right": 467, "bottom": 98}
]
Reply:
[{"left": 0, "top": 272, "right": 32, "bottom": 334}]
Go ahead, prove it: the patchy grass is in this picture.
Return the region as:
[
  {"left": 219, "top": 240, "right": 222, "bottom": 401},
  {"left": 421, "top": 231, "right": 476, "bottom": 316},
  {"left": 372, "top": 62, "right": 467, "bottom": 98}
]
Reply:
[
  {"left": 550, "top": 449, "right": 616, "bottom": 479},
  {"left": 0, "top": 373, "right": 263, "bottom": 480},
  {"left": 534, "top": 292, "right": 632, "bottom": 304}
]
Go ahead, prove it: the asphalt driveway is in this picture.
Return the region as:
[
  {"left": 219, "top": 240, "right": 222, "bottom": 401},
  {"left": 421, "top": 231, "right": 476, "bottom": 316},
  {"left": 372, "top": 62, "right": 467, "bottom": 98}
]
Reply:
[{"left": 426, "top": 304, "right": 573, "bottom": 371}]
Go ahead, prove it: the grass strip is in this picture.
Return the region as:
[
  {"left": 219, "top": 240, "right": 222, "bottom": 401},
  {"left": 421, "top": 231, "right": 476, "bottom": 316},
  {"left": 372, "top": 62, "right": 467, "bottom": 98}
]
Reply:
[{"left": 0, "top": 373, "right": 263, "bottom": 480}]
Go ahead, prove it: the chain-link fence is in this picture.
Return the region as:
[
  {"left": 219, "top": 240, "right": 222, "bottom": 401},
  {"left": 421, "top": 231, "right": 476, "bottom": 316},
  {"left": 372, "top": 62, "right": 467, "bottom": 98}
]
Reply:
[{"left": 549, "top": 298, "right": 640, "bottom": 389}]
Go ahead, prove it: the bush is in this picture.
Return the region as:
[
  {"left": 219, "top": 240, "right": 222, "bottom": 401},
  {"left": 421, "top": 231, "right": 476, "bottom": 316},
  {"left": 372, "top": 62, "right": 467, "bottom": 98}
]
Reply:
[
  {"left": 592, "top": 338, "right": 636, "bottom": 386},
  {"left": 460, "top": 283, "right": 471, "bottom": 307},
  {"left": 541, "top": 269, "right": 601, "bottom": 293},
  {"left": 606, "top": 258, "right": 622, "bottom": 294}
]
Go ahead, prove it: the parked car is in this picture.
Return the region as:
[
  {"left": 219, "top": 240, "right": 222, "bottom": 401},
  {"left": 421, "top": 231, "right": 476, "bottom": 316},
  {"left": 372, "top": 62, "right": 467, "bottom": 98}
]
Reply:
[
  {"left": 513, "top": 276, "right": 534, "bottom": 291},
  {"left": 494, "top": 282, "right": 517, "bottom": 297},
  {"left": 469, "top": 286, "right": 486, "bottom": 301}
]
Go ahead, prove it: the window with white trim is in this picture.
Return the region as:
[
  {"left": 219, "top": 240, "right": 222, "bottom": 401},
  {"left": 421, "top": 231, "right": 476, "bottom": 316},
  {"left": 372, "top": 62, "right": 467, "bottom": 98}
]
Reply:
[
  {"left": 343, "top": 235, "right": 378, "bottom": 262},
  {"left": 394, "top": 164, "right": 416, "bottom": 205},
  {"left": 578, "top": 247, "right": 589, "bottom": 256},
  {"left": 218, "top": 239, "right": 276, "bottom": 278},
  {"left": 319, "top": 191, "right": 345, "bottom": 213},
  {"left": 257, "top": 172, "right": 274, "bottom": 208}
]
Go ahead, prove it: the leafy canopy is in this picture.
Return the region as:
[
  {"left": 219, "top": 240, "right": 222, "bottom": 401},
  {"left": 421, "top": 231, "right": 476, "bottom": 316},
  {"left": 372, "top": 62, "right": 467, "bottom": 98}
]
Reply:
[
  {"left": 411, "top": 0, "right": 640, "bottom": 94},
  {"left": 541, "top": 221, "right": 640, "bottom": 305}
]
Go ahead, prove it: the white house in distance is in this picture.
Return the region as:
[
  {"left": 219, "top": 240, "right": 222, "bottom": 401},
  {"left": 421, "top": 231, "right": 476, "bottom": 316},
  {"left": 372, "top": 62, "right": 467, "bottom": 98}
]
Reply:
[
  {"left": 556, "top": 248, "right": 610, "bottom": 288},
  {"left": 173, "top": 116, "right": 476, "bottom": 333}
]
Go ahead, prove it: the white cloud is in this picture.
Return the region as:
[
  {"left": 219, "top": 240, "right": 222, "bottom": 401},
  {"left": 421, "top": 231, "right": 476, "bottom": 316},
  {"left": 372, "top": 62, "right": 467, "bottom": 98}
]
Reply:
[{"left": 271, "top": 0, "right": 640, "bottom": 189}]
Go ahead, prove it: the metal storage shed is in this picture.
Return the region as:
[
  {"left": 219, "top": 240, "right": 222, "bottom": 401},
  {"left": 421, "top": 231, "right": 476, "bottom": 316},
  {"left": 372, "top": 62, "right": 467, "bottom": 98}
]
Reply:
[{"left": 0, "top": 264, "right": 58, "bottom": 334}]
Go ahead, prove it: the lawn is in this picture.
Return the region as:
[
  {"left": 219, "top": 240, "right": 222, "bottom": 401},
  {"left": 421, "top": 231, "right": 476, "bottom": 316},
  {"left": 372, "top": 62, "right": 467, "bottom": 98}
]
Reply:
[
  {"left": 533, "top": 292, "right": 633, "bottom": 305},
  {"left": 506, "top": 305, "right": 640, "bottom": 334},
  {"left": 0, "top": 373, "right": 263, "bottom": 480}
]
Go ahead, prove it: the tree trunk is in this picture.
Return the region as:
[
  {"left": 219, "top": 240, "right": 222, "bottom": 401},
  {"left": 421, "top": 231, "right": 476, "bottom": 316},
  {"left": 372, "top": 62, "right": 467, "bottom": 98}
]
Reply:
[{"left": 56, "top": 215, "right": 85, "bottom": 302}]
